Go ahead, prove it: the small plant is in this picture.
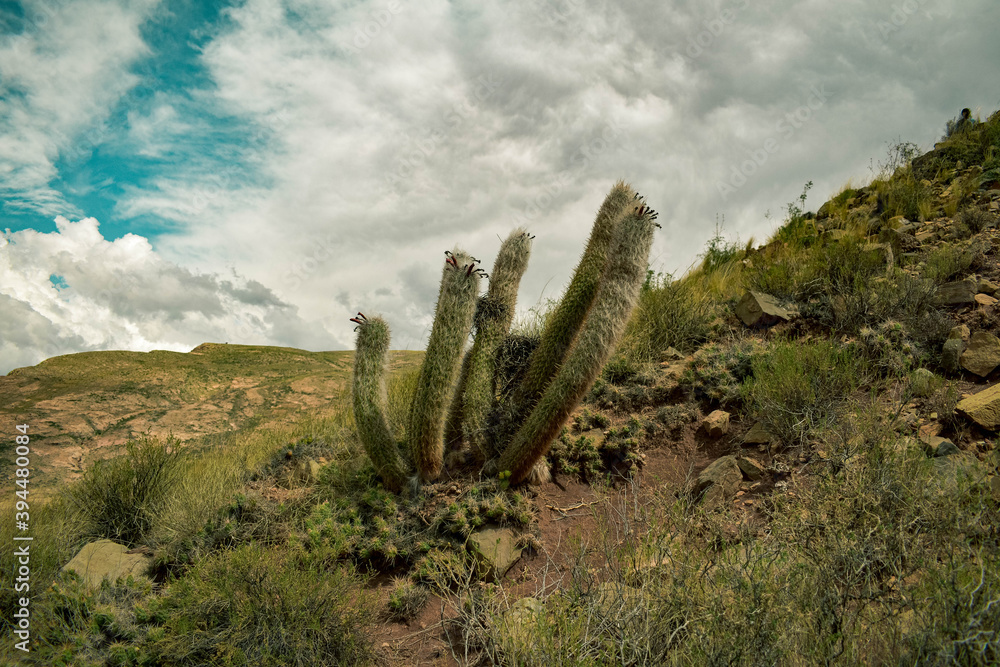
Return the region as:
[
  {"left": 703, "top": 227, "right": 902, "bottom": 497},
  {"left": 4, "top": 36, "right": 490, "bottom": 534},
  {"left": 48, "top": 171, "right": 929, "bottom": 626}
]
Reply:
[{"left": 386, "top": 577, "right": 430, "bottom": 622}]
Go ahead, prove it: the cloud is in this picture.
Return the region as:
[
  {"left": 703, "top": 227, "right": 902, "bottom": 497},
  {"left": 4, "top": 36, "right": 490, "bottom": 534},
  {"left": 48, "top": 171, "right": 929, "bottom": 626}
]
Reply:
[{"left": 0, "top": 217, "right": 336, "bottom": 374}]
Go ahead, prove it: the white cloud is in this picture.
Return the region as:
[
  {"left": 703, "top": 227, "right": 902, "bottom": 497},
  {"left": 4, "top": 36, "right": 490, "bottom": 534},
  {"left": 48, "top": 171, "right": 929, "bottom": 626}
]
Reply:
[{"left": 0, "top": 217, "right": 336, "bottom": 374}]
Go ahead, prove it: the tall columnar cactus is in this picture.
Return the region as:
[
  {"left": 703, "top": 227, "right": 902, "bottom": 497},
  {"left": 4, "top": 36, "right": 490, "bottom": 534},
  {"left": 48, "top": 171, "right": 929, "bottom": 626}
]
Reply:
[
  {"left": 496, "top": 203, "right": 658, "bottom": 484},
  {"left": 408, "top": 248, "right": 482, "bottom": 482},
  {"left": 490, "top": 181, "right": 636, "bottom": 452},
  {"left": 452, "top": 229, "right": 533, "bottom": 460},
  {"left": 350, "top": 182, "right": 657, "bottom": 491},
  {"left": 350, "top": 313, "right": 410, "bottom": 492}
]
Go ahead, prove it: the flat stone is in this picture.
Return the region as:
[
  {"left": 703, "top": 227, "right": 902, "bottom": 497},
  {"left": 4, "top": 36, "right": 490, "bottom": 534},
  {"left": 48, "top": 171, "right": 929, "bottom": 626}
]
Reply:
[
  {"left": 735, "top": 291, "right": 794, "bottom": 328},
  {"left": 743, "top": 422, "right": 774, "bottom": 445},
  {"left": 979, "top": 279, "right": 999, "bottom": 295},
  {"left": 948, "top": 324, "right": 971, "bottom": 342},
  {"left": 468, "top": 527, "right": 522, "bottom": 582},
  {"left": 960, "top": 331, "right": 1000, "bottom": 376},
  {"left": 701, "top": 410, "right": 731, "bottom": 438},
  {"left": 61, "top": 539, "right": 152, "bottom": 590},
  {"left": 976, "top": 293, "right": 998, "bottom": 307},
  {"left": 694, "top": 455, "right": 743, "bottom": 508},
  {"left": 925, "top": 436, "right": 959, "bottom": 457},
  {"left": 934, "top": 278, "right": 977, "bottom": 306},
  {"left": 957, "top": 384, "right": 1000, "bottom": 430}
]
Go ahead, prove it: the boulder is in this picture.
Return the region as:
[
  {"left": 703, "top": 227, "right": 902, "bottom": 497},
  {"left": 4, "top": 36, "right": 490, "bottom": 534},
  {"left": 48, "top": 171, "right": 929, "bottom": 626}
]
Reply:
[
  {"left": 979, "top": 279, "right": 999, "bottom": 295},
  {"left": 910, "top": 368, "right": 937, "bottom": 397},
  {"left": 933, "top": 278, "right": 977, "bottom": 306},
  {"left": 960, "top": 331, "right": 1000, "bottom": 376},
  {"left": 924, "top": 436, "right": 959, "bottom": 457},
  {"left": 694, "top": 455, "right": 742, "bottom": 508},
  {"left": 701, "top": 410, "right": 731, "bottom": 439},
  {"left": 948, "top": 324, "right": 971, "bottom": 342},
  {"left": 975, "top": 293, "right": 998, "bottom": 307},
  {"left": 61, "top": 539, "right": 152, "bottom": 590},
  {"left": 957, "top": 384, "right": 1000, "bottom": 430},
  {"left": 468, "top": 527, "right": 522, "bottom": 582},
  {"left": 735, "top": 291, "right": 794, "bottom": 328}
]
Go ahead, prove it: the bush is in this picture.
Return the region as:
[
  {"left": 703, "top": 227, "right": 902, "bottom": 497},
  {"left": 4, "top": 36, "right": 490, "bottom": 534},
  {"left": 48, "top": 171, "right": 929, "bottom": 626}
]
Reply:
[
  {"left": 145, "top": 543, "right": 375, "bottom": 666},
  {"left": 65, "top": 437, "right": 181, "bottom": 546},
  {"left": 619, "top": 273, "right": 716, "bottom": 363},
  {"left": 742, "top": 340, "right": 864, "bottom": 447}
]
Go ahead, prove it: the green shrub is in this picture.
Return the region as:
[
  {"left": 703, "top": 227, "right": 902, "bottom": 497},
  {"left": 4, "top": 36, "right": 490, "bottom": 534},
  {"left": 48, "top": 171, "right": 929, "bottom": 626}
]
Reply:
[
  {"left": 619, "top": 272, "right": 716, "bottom": 362},
  {"left": 923, "top": 239, "right": 986, "bottom": 284},
  {"left": 386, "top": 577, "right": 429, "bottom": 622},
  {"left": 145, "top": 543, "right": 375, "bottom": 666},
  {"left": 66, "top": 436, "right": 181, "bottom": 546},
  {"left": 742, "top": 340, "right": 864, "bottom": 447}
]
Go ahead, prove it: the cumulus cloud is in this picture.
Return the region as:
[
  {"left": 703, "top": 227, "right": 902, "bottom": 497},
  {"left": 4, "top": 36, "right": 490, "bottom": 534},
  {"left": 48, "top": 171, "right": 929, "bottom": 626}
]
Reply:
[{"left": 0, "top": 217, "right": 336, "bottom": 374}]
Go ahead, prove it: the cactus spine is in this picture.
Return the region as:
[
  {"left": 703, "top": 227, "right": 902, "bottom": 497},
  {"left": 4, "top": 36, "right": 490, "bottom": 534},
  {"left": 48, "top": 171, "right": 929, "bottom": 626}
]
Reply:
[
  {"left": 456, "top": 229, "right": 533, "bottom": 460},
  {"left": 408, "top": 248, "right": 481, "bottom": 482},
  {"left": 351, "top": 315, "right": 410, "bottom": 492},
  {"left": 497, "top": 203, "right": 658, "bottom": 485},
  {"left": 491, "top": 181, "right": 636, "bottom": 451}
]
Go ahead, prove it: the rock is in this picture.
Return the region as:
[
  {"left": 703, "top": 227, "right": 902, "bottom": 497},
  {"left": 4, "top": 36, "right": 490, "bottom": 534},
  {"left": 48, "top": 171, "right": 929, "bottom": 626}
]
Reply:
[
  {"left": 701, "top": 410, "right": 731, "bottom": 438},
  {"left": 468, "top": 527, "right": 522, "bottom": 582},
  {"left": 694, "top": 455, "right": 743, "bottom": 508},
  {"left": 910, "top": 368, "right": 937, "bottom": 397},
  {"left": 979, "top": 279, "right": 999, "bottom": 295},
  {"left": 942, "top": 338, "right": 966, "bottom": 374},
  {"left": 975, "top": 293, "right": 998, "bottom": 307},
  {"left": 934, "top": 278, "right": 977, "bottom": 306},
  {"left": 914, "top": 229, "right": 938, "bottom": 244},
  {"left": 991, "top": 475, "right": 1000, "bottom": 503},
  {"left": 924, "top": 436, "right": 959, "bottom": 457},
  {"left": 743, "top": 422, "right": 774, "bottom": 445},
  {"left": 735, "top": 291, "right": 795, "bottom": 328},
  {"left": 960, "top": 331, "right": 1000, "bottom": 376},
  {"left": 61, "top": 539, "right": 153, "bottom": 590},
  {"left": 737, "top": 456, "right": 765, "bottom": 481},
  {"left": 948, "top": 324, "right": 971, "bottom": 342},
  {"left": 957, "top": 384, "right": 1000, "bottom": 430},
  {"left": 823, "top": 229, "right": 848, "bottom": 242},
  {"left": 502, "top": 597, "right": 544, "bottom": 647},
  {"left": 659, "top": 347, "right": 684, "bottom": 362},
  {"left": 296, "top": 458, "right": 322, "bottom": 484}
]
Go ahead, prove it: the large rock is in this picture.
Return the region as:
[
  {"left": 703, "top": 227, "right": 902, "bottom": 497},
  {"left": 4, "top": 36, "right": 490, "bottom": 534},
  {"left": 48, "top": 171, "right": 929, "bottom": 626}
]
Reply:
[
  {"left": 960, "top": 331, "right": 1000, "bottom": 376},
  {"left": 694, "top": 455, "right": 742, "bottom": 508},
  {"left": 957, "top": 384, "right": 1000, "bottom": 430},
  {"left": 742, "top": 422, "right": 775, "bottom": 446},
  {"left": 61, "top": 539, "right": 152, "bottom": 589},
  {"left": 735, "top": 291, "right": 794, "bottom": 327},
  {"left": 934, "top": 278, "right": 977, "bottom": 306},
  {"left": 468, "top": 527, "right": 522, "bottom": 582},
  {"left": 701, "top": 410, "right": 731, "bottom": 438},
  {"left": 737, "top": 456, "right": 765, "bottom": 481}
]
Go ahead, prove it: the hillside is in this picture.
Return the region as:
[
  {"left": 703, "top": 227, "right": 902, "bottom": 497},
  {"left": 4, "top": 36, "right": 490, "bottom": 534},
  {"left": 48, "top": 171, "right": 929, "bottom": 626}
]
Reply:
[
  {"left": 2, "top": 110, "right": 1000, "bottom": 665},
  {"left": 0, "top": 343, "right": 422, "bottom": 495}
]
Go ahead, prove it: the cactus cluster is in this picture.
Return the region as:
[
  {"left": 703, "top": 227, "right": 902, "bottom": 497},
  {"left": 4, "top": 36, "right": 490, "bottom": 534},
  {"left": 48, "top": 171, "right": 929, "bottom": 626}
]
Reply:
[{"left": 351, "top": 182, "right": 658, "bottom": 489}]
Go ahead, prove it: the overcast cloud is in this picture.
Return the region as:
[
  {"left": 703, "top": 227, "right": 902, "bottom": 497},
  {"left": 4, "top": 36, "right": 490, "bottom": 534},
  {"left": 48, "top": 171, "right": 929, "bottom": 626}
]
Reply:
[{"left": 1, "top": 0, "right": 998, "bottom": 374}]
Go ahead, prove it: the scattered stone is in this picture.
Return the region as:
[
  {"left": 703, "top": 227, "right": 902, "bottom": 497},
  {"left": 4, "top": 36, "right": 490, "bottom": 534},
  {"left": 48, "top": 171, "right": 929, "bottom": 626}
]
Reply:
[
  {"left": 694, "top": 455, "right": 743, "bottom": 508},
  {"left": 979, "top": 279, "right": 999, "bottom": 295},
  {"left": 61, "top": 540, "right": 153, "bottom": 590},
  {"left": 957, "top": 384, "right": 1000, "bottom": 430},
  {"left": 468, "top": 527, "right": 522, "bottom": 582},
  {"left": 924, "top": 435, "right": 959, "bottom": 457},
  {"left": 502, "top": 597, "right": 545, "bottom": 646},
  {"left": 975, "top": 293, "right": 998, "bottom": 307},
  {"left": 737, "top": 456, "right": 765, "bottom": 481},
  {"left": 942, "top": 338, "right": 966, "bottom": 374},
  {"left": 914, "top": 229, "right": 938, "bottom": 244},
  {"left": 960, "top": 331, "right": 1000, "bottom": 376},
  {"left": 934, "top": 278, "right": 977, "bottom": 306},
  {"left": 910, "top": 368, "right": 937, "bottom": 397},
  {"left": 735, "top": 291, "right": 795, "bottom": 327},
  {"left": 743, "top": 422, "right": 774, "bottom": 445},
  {"left": 701, "top": 410, "right": 731, "bottom": 438},
  {"left": 919, "top": 422, "right": 943, "bottom": 441},
  {"left": 948, "top": 324, "right": 971, "bottom": 342}
]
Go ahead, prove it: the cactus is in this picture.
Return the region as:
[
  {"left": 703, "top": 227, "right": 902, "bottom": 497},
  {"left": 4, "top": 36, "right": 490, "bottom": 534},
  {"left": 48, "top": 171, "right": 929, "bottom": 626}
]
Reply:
[
  {"left": 350, "top": 183, "right": 657, "bottom": 491},
  {"left": 350, "top": 313, "right": 410, "bottom": 492},
  {"left": 445, "top": 230, "right": 532, "bottom": 462},
  {"left": 489, "top": 181, "right": 636, "bottom": 452},
  {"left": 407, "top": 248, "right": 482, "bottom": 482},
  {"left": 497, "top": 203, "right": 658, "bottom": 484}
]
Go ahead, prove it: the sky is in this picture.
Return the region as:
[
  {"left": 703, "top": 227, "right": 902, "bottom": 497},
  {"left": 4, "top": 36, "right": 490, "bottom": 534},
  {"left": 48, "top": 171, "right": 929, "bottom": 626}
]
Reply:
[{"left": 1, "top": 0, "right": 998, "bottom": 375}]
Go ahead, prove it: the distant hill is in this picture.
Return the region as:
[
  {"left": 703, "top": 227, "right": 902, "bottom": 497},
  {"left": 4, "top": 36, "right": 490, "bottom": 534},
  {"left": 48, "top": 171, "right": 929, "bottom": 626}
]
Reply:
[{"left": 0, "top": 342, "right": 422, "bottom": 495}]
